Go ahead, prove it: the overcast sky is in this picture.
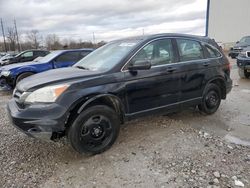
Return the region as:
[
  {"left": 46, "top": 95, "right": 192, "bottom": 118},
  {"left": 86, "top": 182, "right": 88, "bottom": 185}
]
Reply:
[{"left": 0, "top": 0, "right": 208, "bottom": 42}]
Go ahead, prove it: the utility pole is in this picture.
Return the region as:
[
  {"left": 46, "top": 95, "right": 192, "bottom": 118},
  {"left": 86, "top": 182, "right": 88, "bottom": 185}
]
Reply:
[
  {"left": 14, "top": 18, "right": 21, "bottom": 52},
  {"left": 92, "top": 32, "right": 96, "bottom": 44},
  {"left": 0, "top": 18, "right": 7, "bottom": 52}
]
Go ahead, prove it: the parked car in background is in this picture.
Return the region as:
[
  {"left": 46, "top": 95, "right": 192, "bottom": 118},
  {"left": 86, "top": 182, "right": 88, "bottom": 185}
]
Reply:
[
  {"left": 237, "top": 46, "right": 250, "bottom": 78},
  {"left": 0, "top": 52, "right": 7, "bottom": 58},
  {"left": 0, "top": 53, "right": 17, "bottom": 65},
  {"left": 229, "top": 36, "right": 250, "bottom": 59},
  {"left": 0, "top": 49, "right": 50, "bottom": 66},
  {"left": 0, "top": 48, "right": 93, "bottom": 89},
  {"left": 7, "top": 33, "right": 232, "bottom": 154}
]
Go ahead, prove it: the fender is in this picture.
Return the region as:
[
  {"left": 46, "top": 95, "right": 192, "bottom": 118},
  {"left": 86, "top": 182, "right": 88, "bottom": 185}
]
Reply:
[
  {"left": 15, "top": 66, "right": 37, "bottom": 77},
  {"left": 77, "top": 93, "right": 125, "bottom": 116},
  {"left": 202, "top": 76, "right": 226, "bottom": 98}
]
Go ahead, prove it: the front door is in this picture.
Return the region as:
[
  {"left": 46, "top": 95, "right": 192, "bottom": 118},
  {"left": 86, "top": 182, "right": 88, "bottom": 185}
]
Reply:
[{"left": 123, "top": 38, "right": 181, "bottom": 114}]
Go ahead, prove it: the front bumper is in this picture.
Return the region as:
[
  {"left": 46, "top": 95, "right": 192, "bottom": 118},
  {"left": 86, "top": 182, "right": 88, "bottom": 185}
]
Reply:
[
  {"left": 0, "top": 75, "right": 14, "bottom": 89},
  {"left": 7, "top": 99, "right": 68, "bottom": 140},
  {"left": 237, "top": 57, "right": 250, "bottom": 70}
]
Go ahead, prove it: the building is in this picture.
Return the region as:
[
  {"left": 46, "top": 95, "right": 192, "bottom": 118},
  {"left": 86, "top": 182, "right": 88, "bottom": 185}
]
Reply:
[{"left": 207, "top": 0, "right": 250, "bottom": 49}]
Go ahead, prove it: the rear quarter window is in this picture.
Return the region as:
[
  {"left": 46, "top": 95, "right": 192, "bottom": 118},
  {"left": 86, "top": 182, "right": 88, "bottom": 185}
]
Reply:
[{"left": 205, "top": 45, "right": 221, "bottom": 58}]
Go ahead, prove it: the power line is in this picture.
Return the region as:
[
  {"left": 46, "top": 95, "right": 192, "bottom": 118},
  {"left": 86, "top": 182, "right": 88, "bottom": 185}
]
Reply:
[{"left": 0, "top": 18, "right": 7, "bottom": 52}]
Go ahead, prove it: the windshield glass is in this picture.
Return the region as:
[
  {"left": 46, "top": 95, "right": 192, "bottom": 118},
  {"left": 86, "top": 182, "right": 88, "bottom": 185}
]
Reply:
[
  {"left": 38, "top": 51, "right": 62, "bottom": 63},
  {"left": 240, "top": 36, "right": 250, "bottom": 44},
  {"left": 74, "top": 40, "right": 140, "bottom": 71}
]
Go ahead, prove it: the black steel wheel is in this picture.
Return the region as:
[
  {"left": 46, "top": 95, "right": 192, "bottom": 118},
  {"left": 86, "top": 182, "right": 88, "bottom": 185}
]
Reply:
[
  {"left": 68, "top": 105, "right": 120, "bottom": 154},
  {"left": 198, "top": 83, "right": 221, "bottom": 115}
]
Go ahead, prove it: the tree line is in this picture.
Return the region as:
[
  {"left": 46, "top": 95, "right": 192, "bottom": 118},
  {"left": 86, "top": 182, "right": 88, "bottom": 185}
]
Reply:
[{"left": 0, "top": 28, "right": 106, "bottom": 52}]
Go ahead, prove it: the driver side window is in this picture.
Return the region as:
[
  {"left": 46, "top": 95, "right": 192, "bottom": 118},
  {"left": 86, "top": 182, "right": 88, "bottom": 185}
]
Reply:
[
  {"left": 129, "top": 39, "right": 174, "bottom": 67},
  {"left": 22, "top": 51, "right": 33, "bottom": 58}
]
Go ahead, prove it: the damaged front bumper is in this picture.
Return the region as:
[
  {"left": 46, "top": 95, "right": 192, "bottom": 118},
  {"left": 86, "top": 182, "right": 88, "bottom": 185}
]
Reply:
[{"left": 7, "top": 99, "right": 68, "bottom": 141}]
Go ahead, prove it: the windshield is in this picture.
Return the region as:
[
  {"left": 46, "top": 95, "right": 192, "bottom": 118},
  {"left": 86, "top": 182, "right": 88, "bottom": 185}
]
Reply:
[
  {"left": 74, "top": 40, "right": 140, "bottom": 71},
  {"left": 240, "top": 36, "right": 250, "bottom": 44},
  {"left": 37, "top": 51, "right": 62, "bottom": 63}
]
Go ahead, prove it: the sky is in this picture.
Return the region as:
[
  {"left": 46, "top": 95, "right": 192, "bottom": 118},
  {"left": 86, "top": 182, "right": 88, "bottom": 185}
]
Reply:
[{"left": 0, "top": 0, "right": 208, "bottom": 43}]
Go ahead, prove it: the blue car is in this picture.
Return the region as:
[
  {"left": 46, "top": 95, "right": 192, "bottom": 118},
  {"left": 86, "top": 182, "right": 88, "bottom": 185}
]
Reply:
[{"left": 0, "top": 49, "right": 93, "bottom": 89}]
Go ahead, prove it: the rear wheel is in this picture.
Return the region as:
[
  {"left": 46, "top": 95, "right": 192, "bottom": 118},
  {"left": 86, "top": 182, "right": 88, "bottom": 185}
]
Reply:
[
  {"left": 68, "top": 105, "right": 120, "bottom": 154},
  {"left": 16, "top": 72, "right": 34, "bottom": 85},
  {"left": 198, "top": 83, "right": 221, "bottom": 115},
  {"left": 238, "top": 68, "right": 250, "bottom": 79}
]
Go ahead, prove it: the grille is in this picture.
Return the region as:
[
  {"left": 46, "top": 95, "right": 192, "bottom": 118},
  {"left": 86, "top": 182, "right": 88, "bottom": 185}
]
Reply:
[
  {"left": 233, "top": 49, "right": 242, "bottom": 52},
  {"left": 13, "top": 89, "right": 26, "bottom": 108},
  {"left": 13, "top": 89, "right": 23, "bottom": 101}
]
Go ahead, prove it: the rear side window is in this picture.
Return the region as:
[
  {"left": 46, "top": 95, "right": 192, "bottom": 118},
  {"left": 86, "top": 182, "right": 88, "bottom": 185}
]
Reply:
[
  {"left": 205, "top": 45, "right": 221, "bottom": 58},
  {"left": 56, "top": 52, "right": 81, "bottom": 63},
  {"left": 21, "top": 51, "right": 33, "bottom": 58},
  {"left": 79, "top": 51, "right": 91, "bottom": 58},
  {"left": 177, "top": 39, "right": 204, "bottom": 61}
]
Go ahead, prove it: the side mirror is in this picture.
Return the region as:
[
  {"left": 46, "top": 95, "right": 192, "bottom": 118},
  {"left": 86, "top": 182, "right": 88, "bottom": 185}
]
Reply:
[
  {"left": 128, "top": 60, "right": 151, "bottom": 71},
  {"left": 236, "top": 41, "right": 239, "bottom": 44}
]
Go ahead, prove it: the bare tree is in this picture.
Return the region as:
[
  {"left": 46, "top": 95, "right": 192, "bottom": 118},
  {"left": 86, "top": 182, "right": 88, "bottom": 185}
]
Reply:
[
  {"left": 6, "top": 27, "right": 17, "bottom": 51},
  {"left": 45, "top": 34, "right": 62, "bottom": 50},
  {"left": 26, "top": 30, "right": 42, "bottom": 49}
]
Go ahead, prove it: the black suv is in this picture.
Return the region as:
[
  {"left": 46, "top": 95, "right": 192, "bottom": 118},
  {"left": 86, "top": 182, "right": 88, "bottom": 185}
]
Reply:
[
  {"left": 229, "top": 36, "right": 250, "bottom": 59},
  {"left": 1, "top": 49, "right": 50, "bottom": 66},
  {"left": 236, "top": 46, "right": 250, "bottom": 78},
  {"left": 7, "top": 34, "right": 232, "bottom": 154}
]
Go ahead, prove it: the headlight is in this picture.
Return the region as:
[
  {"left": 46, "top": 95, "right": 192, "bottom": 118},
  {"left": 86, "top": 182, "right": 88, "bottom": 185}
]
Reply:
[
  {"left": 25, "top": 84, "right": 69, "bottom": 103},
  {"left": 1, "top": 70, "right": 10, "bottom": 77},
  {"left": 239, "top": 51, "right": 247, "bottom": 57}
]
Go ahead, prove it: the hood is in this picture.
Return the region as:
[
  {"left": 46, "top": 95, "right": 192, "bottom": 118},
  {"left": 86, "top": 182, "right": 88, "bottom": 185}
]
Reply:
[
  {"left": 234, "top": 42, "right": 250, "bottom": 49},
  {"left": 1, "top": 60, "right": 40, "bottom": 71},
  {"left": 242, "top": 46, "right": 250, "bottom": 52},
  {"left": 17, "top": 67, "right": 101, "bottom": 91}
]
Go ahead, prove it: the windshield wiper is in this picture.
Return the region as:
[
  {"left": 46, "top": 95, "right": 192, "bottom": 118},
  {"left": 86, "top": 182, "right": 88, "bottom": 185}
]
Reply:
[{"left": 75, "top": 65, "right": 89, "bottom": 70}]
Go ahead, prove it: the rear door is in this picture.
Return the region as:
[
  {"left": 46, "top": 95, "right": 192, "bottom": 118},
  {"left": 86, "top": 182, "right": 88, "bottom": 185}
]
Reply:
[
  {"left": 124, "top": 38, "right": 181, "bottom": 114},
  {"left": 175, "top": 38, "right": 220, "bottom": 104}
]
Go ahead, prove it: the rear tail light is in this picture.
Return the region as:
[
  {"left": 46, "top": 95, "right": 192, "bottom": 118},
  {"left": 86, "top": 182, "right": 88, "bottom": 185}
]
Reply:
[{"left": 226, "top": 63, "right": 231, "bottom": 71}]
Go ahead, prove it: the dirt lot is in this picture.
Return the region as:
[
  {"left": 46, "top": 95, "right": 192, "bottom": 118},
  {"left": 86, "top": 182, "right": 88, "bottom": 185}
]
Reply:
[{"left": 0, "top": 58, "right": 249, "bottom": 188}]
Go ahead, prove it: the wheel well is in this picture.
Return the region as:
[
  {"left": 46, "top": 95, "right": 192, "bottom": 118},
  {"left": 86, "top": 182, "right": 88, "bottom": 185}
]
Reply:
[
  {"left": 65, "top": 95, "right": 125, "bottom": 129},
  {"left": 210, "top": 79, "right": 226, "bottom": 99},
  {"left": 15, "top": 71, "right": 35, "bottom": 85}
]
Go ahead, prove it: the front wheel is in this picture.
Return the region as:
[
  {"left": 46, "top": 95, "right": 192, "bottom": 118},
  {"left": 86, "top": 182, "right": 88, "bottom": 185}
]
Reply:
[
  {"left": 68, "top": 105, "right": 120, "bottom": 154},
  {"left": 198, "top": 83, "right": 221, "bottom": 115}
]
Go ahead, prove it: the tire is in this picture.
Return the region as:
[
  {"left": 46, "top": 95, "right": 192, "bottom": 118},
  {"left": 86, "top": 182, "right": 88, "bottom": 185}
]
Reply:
[
  {"left": 238, "top": 68, "right": 250, "bottom": 79},
  {"left": 198, "top": 83, "right": 221, "bottom": 115},
  {"left": 68, "top": 105, "right": 120, "bottom": 154},
  {"left": 16, "top": 72, "right": 34, "bottom": 85}
]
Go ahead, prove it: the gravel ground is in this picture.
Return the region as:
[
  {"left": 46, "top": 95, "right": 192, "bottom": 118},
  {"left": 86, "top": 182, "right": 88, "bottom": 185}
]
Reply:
[{"left": 0, "top": 61, "right": 250, "bottom": 187}]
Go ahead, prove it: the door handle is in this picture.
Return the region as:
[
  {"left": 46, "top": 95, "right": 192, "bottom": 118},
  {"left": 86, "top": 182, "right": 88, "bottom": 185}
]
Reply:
[
  {"left": 167, "top": 67, "right": 177, "bottom": 72},
  {"left": 203, "top": 62, "right": 211, "bottom": 66}
]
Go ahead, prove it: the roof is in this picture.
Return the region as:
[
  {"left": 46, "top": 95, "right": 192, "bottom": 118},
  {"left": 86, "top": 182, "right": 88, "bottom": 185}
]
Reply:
[{"left": 114, "top": 33, "right": 211, "bottom": 43}]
